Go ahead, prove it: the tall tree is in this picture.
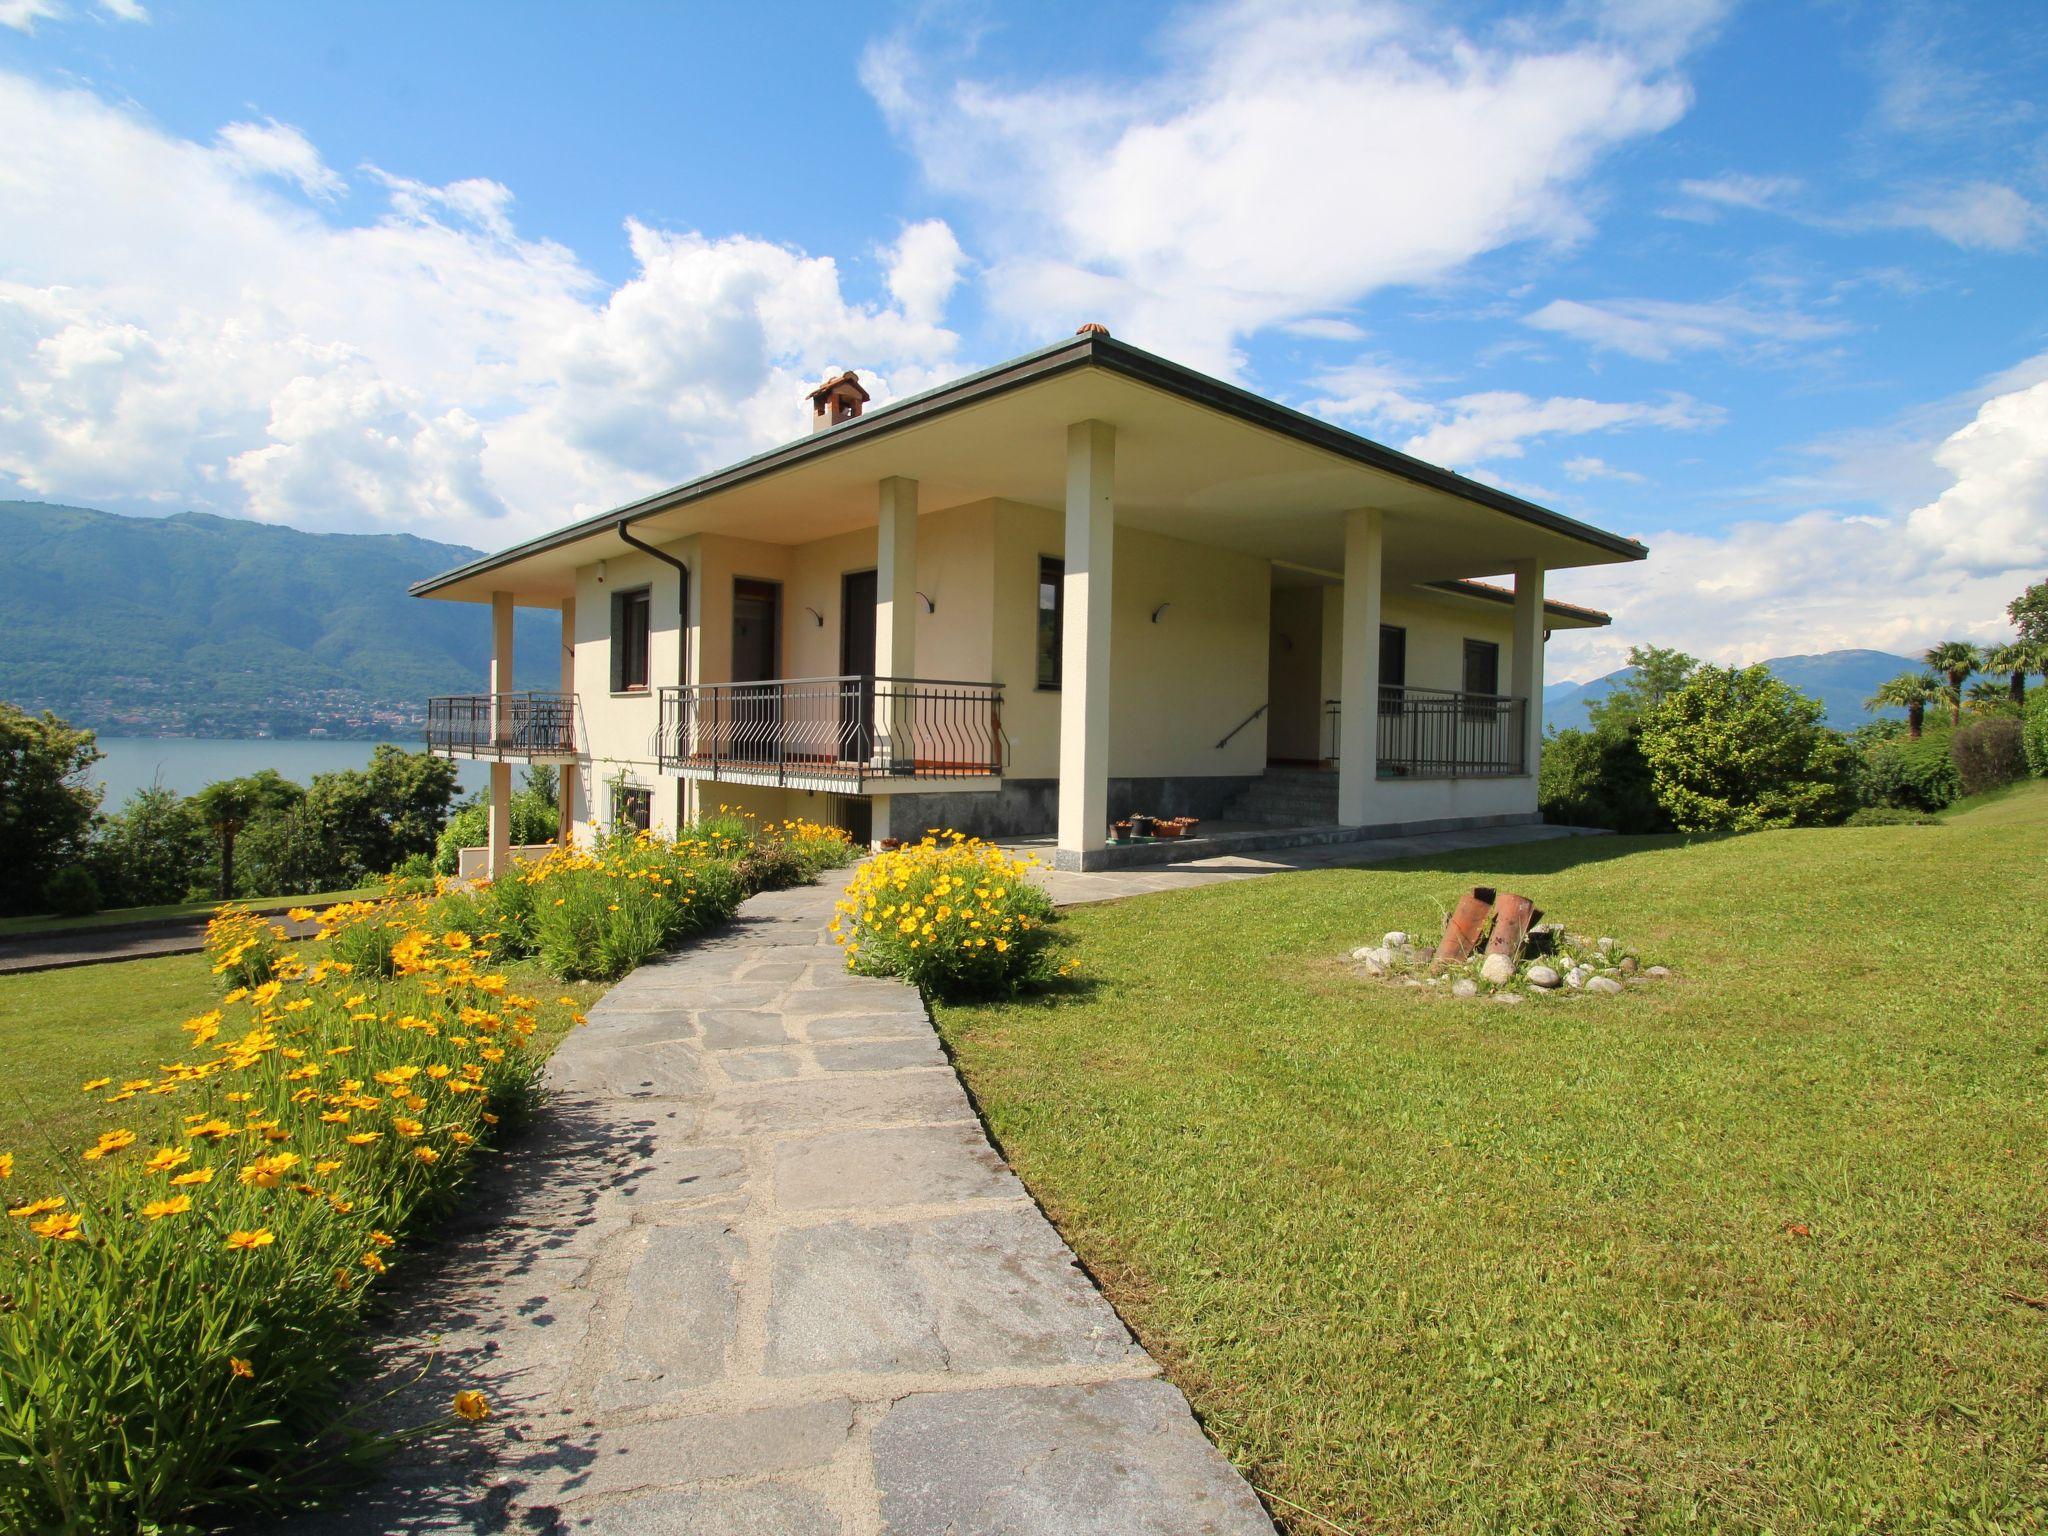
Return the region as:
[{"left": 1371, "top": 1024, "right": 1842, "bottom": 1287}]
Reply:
[
  {"left": 2009, "top": 578, "right": 2048, "bottom": 649},
  {"left": 1923, "top": 641, "right": 1981, "bottom": 729},
  {"left": 0, "top": 704, "right": 103, "bottom": 916},
  {"left": 190, "top": 771, "right": 303, "bottom": 900},
  {"left": 1639, "top": 665, "right": 1856, "bottom": 832},
  {"left": 1865, "top": 671, "right": 1941, "bottom": 740},
  {"left": 1585, "top": 645, "right": 1701, "bottom": 735},
  {"left": 1981, "top": 642, "right": 2033, "bottom": 706}
]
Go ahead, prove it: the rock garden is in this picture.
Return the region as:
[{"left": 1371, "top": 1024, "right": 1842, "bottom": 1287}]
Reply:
[{"left": 1349, "top": 884, "right": 1672, "bottom": 1003}]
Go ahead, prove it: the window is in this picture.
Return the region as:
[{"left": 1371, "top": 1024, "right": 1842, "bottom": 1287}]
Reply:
[
  {"left": 1035, "top": 556, "right": 1064, "bottom": 690},
  {"left": 1379, "top": 624, "right": 1407, "bottom": 688},
  {"left": 612, "top": 783, "right": 651, "bottom": 833},
  {"left": 1462, "top": 638, "right": 1501, "bottom": 697},
  {"left": 611, "top": 588, "right": 651, "bottom": 692}
]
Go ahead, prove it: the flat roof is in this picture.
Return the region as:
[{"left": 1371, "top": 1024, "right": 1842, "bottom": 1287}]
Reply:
[{"left": 414, "top": 330, "right": 1647, "bottom": 599}]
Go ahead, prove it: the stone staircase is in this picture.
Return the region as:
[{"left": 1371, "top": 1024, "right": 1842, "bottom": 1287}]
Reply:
[{"left": 1218, "top": 765, "right": 1339, "bottom": 826}]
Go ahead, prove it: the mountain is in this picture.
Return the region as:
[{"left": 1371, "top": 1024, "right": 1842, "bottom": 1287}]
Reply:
[
  {"left": 1546, "top": 648, "right": 1922, "bottom": 732},
  {"left": 0, "top": 501, "right": 555, "bottom": 737}
]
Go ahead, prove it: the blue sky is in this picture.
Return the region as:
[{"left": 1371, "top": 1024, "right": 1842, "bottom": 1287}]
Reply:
[{"left": 2, "top": 0, "right": 2044, "bottom": 680}]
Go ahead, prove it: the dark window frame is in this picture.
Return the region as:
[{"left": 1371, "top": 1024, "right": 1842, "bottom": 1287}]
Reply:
[
  {"left": 1035, "top": 555, "right": 1064, "bottom": 691},
  {"left": 613, "top": 783, "right": 652, "bottom": 833},
  {"left": 1462, "top": 638, "right": 1501, "bottom": 697},
  {"left": 610, "top": 586, "right": 652, "bottom": 694}
]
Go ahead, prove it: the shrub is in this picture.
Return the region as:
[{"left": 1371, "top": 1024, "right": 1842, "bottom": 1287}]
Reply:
[
  {"left": 89, "top": 785, "right": 208, "bottom": 907},
  {"left": 0, "top": 906, "right": 554, "bottom": 1531},
  {"left": 1538, "top": 727, "right": 1669, "bottom": 834},
  {"left": 522, "top": 833, "right": 747, "bottom": 982},
  {"left": 1640, "top": 665, "right": 1858, "bottom": 832},
  {"left": 2025, "top": 689, "right": 2048, "bottom": 778},
  {"left": 735, "top": 838, "right": 808, "bottom": 894},
  {"left": 433, "top": 791, "right": 556, "bottom": 875},
  {"left": 1844, "top": 806, "right": 1939, "bottom": 827},
  {"left": 39, "top": 864, "right": 101, "bottom": 917},
  {"left": 832, "top": 833, "right": 1062, "bottom": 1000},
  {"left": 1950, "top": 716, "right": 2026, "bottom": 797},
  {"left": 1858, "top": 729, "right": 1961, "bottom": 811}
]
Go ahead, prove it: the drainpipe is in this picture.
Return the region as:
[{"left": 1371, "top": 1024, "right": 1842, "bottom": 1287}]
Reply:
[{"left": 615, "top": 520, "right": 690, "bottom": 685}]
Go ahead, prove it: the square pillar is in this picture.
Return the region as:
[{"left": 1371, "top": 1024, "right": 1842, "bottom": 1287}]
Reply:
[
  {"left": 1057, "top": 420, "right": 1115, "bottom": 862},
  {"left": 1336, "top": 510, "right": 1383, "bottom": 826},
  {"left": 557, "top": 595, "right": 578, "bottom": 846},
  {"left": 487, "top": 591, "right": 515, "bottom": 879},
  {"left": 1509, "top": 559, "right": 1544, "bottom": 777},
  {"left": 875, "top": 476, "right": 918, "bottom": 771}
]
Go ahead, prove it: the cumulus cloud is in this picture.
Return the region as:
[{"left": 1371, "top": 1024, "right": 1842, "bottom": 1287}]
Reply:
[
  {"left": 1561, "top": 454, "right": 1646, "bottom": 483},
  {"left": 0, "top": 70, "right": 966, "bottom": 546},
  {"left": 865, "top": 0, "right": 1717, "bottom": 371},
  {"left": 1524, "top": 294, "right": 1848, "bottom": 362},
  {"left": 1400, "top": 391, "right": 1716, "bottom": 467}
]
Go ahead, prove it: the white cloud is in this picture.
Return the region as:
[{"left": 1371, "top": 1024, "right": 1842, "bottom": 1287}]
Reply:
[
  {"left": 1279, "top": 318, "right": 1370, "bottom": 342},
  {"left": 0, "top": 0, "right": 142, "bottom": 28},
  {"left": 0, "top": 70, "right": 966, "bottom": 547},
  {"left": 1875, "top": 181, "right": 2043, "bottom": 252},
  {"left": 1562, "top": 454, "right": 1646, "bottom": 483},
  {"left": 1670, "top": 171, "right": 1801, "bottom": 214},
  {"left": 1400, "top": 390, "right": 1715, "bottom": 467},
  {"left": 865, "top": 0, "right": 1717, "bottom": 371},
  {"left": 1905, "top": 375, "right": 2048, "bottom": 574},
  {"left": 1524, "top": 294, "right": 1848, "bottom": 361},
  {"left": 213, "top": 119, "right": 345, "bottom": 200}
]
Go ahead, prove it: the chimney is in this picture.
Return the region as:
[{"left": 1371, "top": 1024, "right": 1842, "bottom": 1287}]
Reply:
[{"left": 807, "top": 370, "right": 871, "bottom": 433}]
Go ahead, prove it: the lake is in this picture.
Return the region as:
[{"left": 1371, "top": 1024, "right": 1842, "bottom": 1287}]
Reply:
[{"left": 89, "top": 737, "right": 492, "bottom": 806}]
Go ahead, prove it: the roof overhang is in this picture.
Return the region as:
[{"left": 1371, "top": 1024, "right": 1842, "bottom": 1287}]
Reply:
[{"left": 415, "top": 332, "right": 1648, "bottom": 605}]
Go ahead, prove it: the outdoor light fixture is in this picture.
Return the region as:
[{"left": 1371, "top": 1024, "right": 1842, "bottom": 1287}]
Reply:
[
  {"left": 596, "top": 560, "right": 607, "bottom": 584},
  {"left": 1151, "top": 602, "right": 1172, "bottom": 623},
  {"left": 804, "top": 606, "right": 824, "bottom": 626},
  {"left": 917, "top": 591, "right": 936, "bottom": 613}
]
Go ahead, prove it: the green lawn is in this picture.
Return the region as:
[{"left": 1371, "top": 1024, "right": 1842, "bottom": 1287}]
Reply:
[
  {"left": 933, "top": 779, "right": 2048, "bottom": 1535},
  {"left": 0, "top": 887, "right": 381, "bottom": 938},
  {"left": 0, "top": 952, "right": 603, "bottom": 1161}
]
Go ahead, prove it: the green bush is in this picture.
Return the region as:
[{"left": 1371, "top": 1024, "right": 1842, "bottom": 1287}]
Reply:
[
  {"left": 1860, "top": 730, "right": 1961, "bottom": 811},
  {"left": 2022, "top": 689, "right": 2048, "bottom": 778},
  {"left": 1951, "top": 716, "right": 2026, "bottom": 797},
  {"left": 524, "top": 836, "right": 747, "bottom": 982},
  {"left": 1844, "top": 806, "right": 1940, "bottom": 827},
  {"left": 40, "top": 864, "right": 101, "bottom": 917},
  {"left": 1538, "top": 727, "right": 1669, "bottom": 833},
  {"left": 433, "top": 792, "right": 556, "bottom": 875},
  {"left": 834, "top": 834, "right": 1062, "bottom": 1000},
  {"left": 1639, "top": 665, "right": 1858, "bottom": 832}
]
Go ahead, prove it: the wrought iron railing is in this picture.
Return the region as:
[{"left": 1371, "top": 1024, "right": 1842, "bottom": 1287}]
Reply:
[
  {"left": 656, "top": 676, "right": 1004, "bottom": 787},
  {"left": 425, "top": 692, "right": 577, "bottom": 759},
  {"left": 1324, "top": 685, "right": 1527, "bottom": 777}
]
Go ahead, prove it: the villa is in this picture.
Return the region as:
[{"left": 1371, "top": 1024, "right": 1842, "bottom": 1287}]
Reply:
[{"left": 414, "top": 326, "right": 1641, "bottom": 871}]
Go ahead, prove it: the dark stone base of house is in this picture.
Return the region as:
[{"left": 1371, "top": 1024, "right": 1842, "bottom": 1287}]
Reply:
[
  {"left": 1046, "top": 811, "right": 1545, "bottom": 872},
  {"left": 878, "top": 775, "right": 1260, "bottom": 844}
]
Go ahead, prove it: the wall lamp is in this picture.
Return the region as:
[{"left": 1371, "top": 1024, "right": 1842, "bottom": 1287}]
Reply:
[
  {"left": 804, "top": 606, "right": 824, "bottom": 626},
  {"left": 1151, "top": 602, "right": 1172, "bottom": 624},
  {"left": 917, "top": 591, "right": 936, "bottom": 613}
]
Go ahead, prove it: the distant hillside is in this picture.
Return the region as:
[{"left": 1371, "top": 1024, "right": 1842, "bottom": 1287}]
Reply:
[
  {"left": 1546, "top": 648, "right": 1921, "bottom": 732},
  {"left": 0, "top": 501, "right": 555, "bottom": 737}
]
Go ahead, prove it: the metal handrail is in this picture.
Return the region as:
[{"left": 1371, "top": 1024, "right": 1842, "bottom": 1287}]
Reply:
[
  {"left": 1324, "top": 685, "right": 1528, "bottom": 777},
  {"left": 424, "top": 692, "right": 577, "bottom": 759},
  {"left": 656, "top": 675, "right": 1005, "bottom": 787},
  {"left": 1215, "top": 702, "right": 1268, "bottom": 750}
]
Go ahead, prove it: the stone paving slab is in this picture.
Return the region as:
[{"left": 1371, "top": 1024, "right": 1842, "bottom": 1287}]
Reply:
[{"left": 286, "top": 878, "right": 1273, "bottom": 1535}]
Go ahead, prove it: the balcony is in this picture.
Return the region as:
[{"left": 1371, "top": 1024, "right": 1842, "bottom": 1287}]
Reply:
[
  {"left": 657, "top": 676, "right": 1005, "bottom": 792},
  {"left": 425, "top": 692, "right": 579, "bottom": 762},
  {"left": 1325, "top": 685, "right": 1528, "bottom": 777}
]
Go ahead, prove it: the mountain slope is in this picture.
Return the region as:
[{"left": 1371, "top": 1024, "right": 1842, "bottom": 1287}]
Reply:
[
  {"left": 0, "top": 502, "right": 556, "bottom": 736},
  {"left": 1546, "top": 648, "right": 1921, "bottom": 732}
]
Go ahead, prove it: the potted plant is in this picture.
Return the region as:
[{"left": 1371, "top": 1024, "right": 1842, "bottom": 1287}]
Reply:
[
  {"left": 878, "top": 836, "right": 903, "bottom": 852},
  {"left": 1153, "top": 817, "right": 1184, "bottom": 839},
  {"left": 1176, "top": 816, "right": 1201, "bottom": 836},
  {"left": 1129, "top": 814, "right": 1155, "bottom": 838},
  {"left": 1110, "top": 820, "right": 1134, "bottom": 843}
]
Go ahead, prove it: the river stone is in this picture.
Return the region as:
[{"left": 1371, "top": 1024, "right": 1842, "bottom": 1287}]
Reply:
[
  {"left": 1564, "top": 966, "right": 1587, "bottom": 989},
  {"left": 1451, "top": 978, "right": 1478, "bottom": 998},
  {"left": 1596, "top": 936, "right": 1616, "bottom": 953},
  {"left": 1383, "top": 931, "right": 1410, "bottom": 949},
  {"left": 1617, "top": 956, "right": 1638, "bottom": 975},
  {"left": 1586, "top": 975, "right": 1624, "bottom": 996},
  {"left": 1493, "top": 991, "right": 1524, "bottom": 1004},
  {"left": 1525, "top": 964, "right": 1561, "bottom": 989},
  {"left": 1645, "top": 965, "right": 1671, "bottom": 978},
  {"left": 1480, "top": 952, "right": 1516, "bottom": 986}
]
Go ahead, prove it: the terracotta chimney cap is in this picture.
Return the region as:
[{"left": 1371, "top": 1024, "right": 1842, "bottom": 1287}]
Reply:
[
  {"left": 806, "top": 370, "right": 871, "bottom": 405},
  {"left": 1075, "top": 322, "right": 1111, "bottom": 337}
]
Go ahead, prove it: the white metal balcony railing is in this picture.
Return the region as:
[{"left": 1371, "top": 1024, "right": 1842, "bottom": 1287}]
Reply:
[
  {"left": 656, "top": 676, "right": 1004, "bottom": 790},
  {"left": 1323, "top": 685, "right": 1529, "bottom": 777},
  {"left": 424, "top": 692, "right": 578, "bottom": 760}
]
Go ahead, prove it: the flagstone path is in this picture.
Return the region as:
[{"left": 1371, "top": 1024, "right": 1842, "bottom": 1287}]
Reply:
[{"left": 300, "top": 880, "right": 1273, "bottom": 1534}]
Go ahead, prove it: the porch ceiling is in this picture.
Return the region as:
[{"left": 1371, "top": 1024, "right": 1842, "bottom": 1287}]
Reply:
[{"left": 418, "top": 334, "right": 1647, "bottom": 605}]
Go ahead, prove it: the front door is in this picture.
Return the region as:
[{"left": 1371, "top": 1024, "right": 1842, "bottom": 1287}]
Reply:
[
  {"left": 731, "top": 579, "right": 781, "bottom": 765},
  {"left": 840, "top": 569, "right": 877, "bottom": 764}
]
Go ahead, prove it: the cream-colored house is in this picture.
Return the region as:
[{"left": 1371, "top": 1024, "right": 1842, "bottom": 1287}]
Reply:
[{"left": 417, "top": 328, "right": 1639, "bottom": 871}]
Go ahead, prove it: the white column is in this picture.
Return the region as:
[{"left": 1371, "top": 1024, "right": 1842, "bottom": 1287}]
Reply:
[
  {"left": 1336, "top": 510, "right": 1383, "bottom": 826},
  {"left": 557, "top": 595, "right": 578, "bottom": 846},
  {"left": 1510, "top": 559, "right": 1544, "bottom": 777},
  {"left": 1057, "top": 420, "right": 1115, "bottom": 861},
  {"left": 875, "top": 476, "right": 918, "bottom": 771},
  {"left": 487, "top": 591, "right": 515, "bottom": 879}
]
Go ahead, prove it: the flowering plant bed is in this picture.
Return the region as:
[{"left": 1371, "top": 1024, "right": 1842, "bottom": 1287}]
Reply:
[{"left": 0, "top": 815, "right": 858, "bottom": 1532}]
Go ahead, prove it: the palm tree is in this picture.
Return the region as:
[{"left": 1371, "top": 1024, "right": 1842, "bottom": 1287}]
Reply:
[
  {"left": 1965, "top": 679, "right": 2013, "bottom": 714},
  {"left": 1866, "top": 670, "right": 1941, "bottom": 739},
  {"left": 1924, "top": 640, "right": 1981, "bottom": 728},
  {"left": 191, "top": 780, "right": 259, "bottom": 900},
  {"left": 1986, "top": 639, "right": 2039, "bottom": 705}
]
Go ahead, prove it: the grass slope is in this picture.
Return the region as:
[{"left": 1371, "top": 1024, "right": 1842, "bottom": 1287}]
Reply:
[{"left": 934, "top": 780, "right": 2048, "bottom": 1535}]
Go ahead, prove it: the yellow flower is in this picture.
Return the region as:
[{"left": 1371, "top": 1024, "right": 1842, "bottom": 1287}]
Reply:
[
  {"left": 80, "top": 1077, "right": 111, "bottom": 1092},
  {"left": 230, "top": 1356, "right": 255, "bottom": 1380},
  {"left": 344, "top": 1132, "right": 381, "bottom": 1146},
  {"left": 141, "top": 1194, "right": 192, "bottom": 1220},
  {"left": 187, "top": 1119, "right": 235, "bottom": 1142},
  {"left": 452, "top": 1390, "right": 490, "bottom": 1422},
  {"left": 0, "top": 1153, "right": 11, "bottom": 1178},
  {"left": 239, "top": 1153, "right": 300, "bottom": 1189},
  {"left": 8, "top": 1196, "right": 63, "bottom": 1219},
  {"left": 224, "top": 1228, "right": 276, "bottom": 1253},
  {"left": 144, "top": 1147, "right": 191, "bottom": 1174},
  {"left": 31, "top": 1211, "right": 83, "bottom": 1241},
  {"left": 413, "top": 1146, "right": 441, "bottom": 1165},
  {"left": 362, "top": 1250, "right": 387, "bottom": 1274},
  {"left": 314, "top": 1158, "right": 343, "bottom": 1175},
  {"left": 170, "top": 1167, "right": 215, "bottom": 1187}
]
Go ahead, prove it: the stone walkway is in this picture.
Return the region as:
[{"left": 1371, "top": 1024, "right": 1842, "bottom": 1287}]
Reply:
[{"left": 298, "top": 880, "right": 1273, "bottom": 1535}]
